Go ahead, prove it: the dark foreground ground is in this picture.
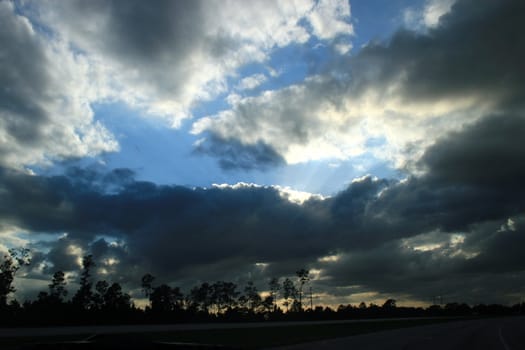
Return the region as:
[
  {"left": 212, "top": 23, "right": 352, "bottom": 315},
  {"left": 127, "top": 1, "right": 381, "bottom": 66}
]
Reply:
[
  {"left": 271, "top": 316, "right": 525, "bottom": 350},
  {"left": 0, "top": 316, "right": 523, "bottom": 349}
]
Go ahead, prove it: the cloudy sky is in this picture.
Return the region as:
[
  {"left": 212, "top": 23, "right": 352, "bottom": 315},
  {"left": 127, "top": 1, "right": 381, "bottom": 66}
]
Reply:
[{"left": 1, "top": 0, "right": 525, "bottom": 306}]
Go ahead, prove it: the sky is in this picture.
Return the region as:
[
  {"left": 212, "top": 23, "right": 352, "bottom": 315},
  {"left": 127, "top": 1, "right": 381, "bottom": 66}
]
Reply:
[{"left": 1, "top": 0, "right": 525, "bottom": 307}]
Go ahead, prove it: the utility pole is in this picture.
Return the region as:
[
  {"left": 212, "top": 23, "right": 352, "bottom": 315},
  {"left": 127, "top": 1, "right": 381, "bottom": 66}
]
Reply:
[{"left": 310, "top": 286, "right": 313, "bottom": 310}]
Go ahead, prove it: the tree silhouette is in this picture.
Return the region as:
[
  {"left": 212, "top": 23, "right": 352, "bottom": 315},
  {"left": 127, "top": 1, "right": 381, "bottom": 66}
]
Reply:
[
  {"left": 268, "top": 277, "right": 280, "bottom": 312},
  {"left": 212, "top": 281, "right": 239, "bottom": 313},
  {"left": 141, "top": 273, "right": 155, "bottom": 298},
  {"left": 0, "top": 248, "right": 31, "bottom": 307},
  {"left": 0, "top": 254, "right": 18, "bottom": 307},
  {"left": 243, "top": 281, "right": 262, "bottom": 313},
  {"left": 94, "top": 280, "right": 109, "bottom": 309},
  {"left": 282, "top": 278, "right": 297, "bottom": 312},
  {"left": 72, "top": 255, "right": 95, "bottom": 310},
  {"left": 150, "top": 284, "right": 182, "bottom": 313},
  {"left": 84, "top": 279, "right": 132, "bottom": 314},
  {"left": 296, "top": 269, "right": 310, "bottom": 311},
  {"left": 49, "top": 271, "right": 67, "bottom": 303},
  {"left": 261, "top": 295, "right": 274, "bottom": 313},
  {"left": 190, "top": 282, "right": 213, "bottom": 314},
  {"left": 0, "top": 252, "right": 515, "bottom": 326},
  {"left": 382, "top": 298, "right": 397, "bottom": 309},
  {"left": 103, "top": 283, "right": 131, "bottom": 311},
  {"left": 33, "top": 271, "right": 68, "bottom": 312}
]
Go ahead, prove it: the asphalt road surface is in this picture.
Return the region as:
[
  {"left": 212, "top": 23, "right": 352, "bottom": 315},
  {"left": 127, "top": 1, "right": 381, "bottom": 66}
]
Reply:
[
  {"left": 0, "top": 317, "right": 443, "bottom": 338},
  {"left": 270, "top": 317, "right": 525, "bottom": 350}
]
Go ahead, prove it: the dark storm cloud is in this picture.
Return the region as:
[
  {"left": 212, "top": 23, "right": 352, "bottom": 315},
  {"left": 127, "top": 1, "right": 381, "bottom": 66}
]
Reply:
[
  {"left": 372, "top": 113, "right": 525, "bottom": 234},
  {"left": 420, "top": 113, "right": 525, "bottom": 189},
  {"left": 318, "top": 237, "right": 525, "bottom": 305},
  {"left": 353, "top": 0, "right": 525, "bottom": 105},
  {"left": 311, "top": 110, "right": 525, "bottom": 303},
  {"left": 44, "top": 237, "right": 85, "bottom": 274},
  {"left": 0, "top": 22, "right": 47, "bottom": 140},
  {"left": 459, "top": 218, "right": 525, "bottom": 275},
  {"left": 4, "top": 108, "right": 525, "bottom": 301},
  {"left": 4, "top": 105, "right": 525, "bottom": 301},
  {"left": 0, "top": 1, "right": 57, "bottom": 151},
  {"left": 194, "top": 134, "right": 286, "bottom": 171},
  {"left": 317, "top": 214, "right": 525, "bottom": 305},
  {"left": 0, "top": 167, "right": 333, "bottom": 281},
  {"left": 319, "top": 241, "right": 459, "bottom": 295}
]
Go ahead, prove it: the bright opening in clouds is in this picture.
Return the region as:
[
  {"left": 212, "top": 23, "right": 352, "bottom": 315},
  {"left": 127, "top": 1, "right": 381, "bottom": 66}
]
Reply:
[{"left": 1, "top": 0, "right": 525, "bottom": 307}]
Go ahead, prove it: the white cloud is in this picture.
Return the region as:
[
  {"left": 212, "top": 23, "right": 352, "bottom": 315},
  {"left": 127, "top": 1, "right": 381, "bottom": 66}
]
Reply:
[
  {"left": 0, "top": 226, "right": 30, "bottom": 252},
  {"left": 0, "top": 1, "right": 118, "bottom": 169},
  {"left": 402, "top": 7, "right": 420, "bottom": 29},
  {"left": 403, "top": 0, "right": 456, "bottom": 30},
  {"left": 318, "top": 254, "right": 341, "bottom": 263},
  {"left": 212, "top": 182, "right": 262, "bottom": 190},
  {"left": 211, "top": 182, "right": 325, "bottom": 205},
  {"left": 236, "top": 74, "right": 267, "bottom": 90},
  {"left": 307, "top": 0, "right": 354, "bottom": 40},
  {"left": 192, "top": 0, "right": 519, "bottom": 173},
  {"left": 34, "top": 0, "right": 354, "bottom": 128},
  {"left": 275, "top": 185, "right": 326, "bottom": 204},
  {"left": 0, "top": 0, "right": 356, "bottom": 169},
  {"left": 192, "top": 78, "right": 367, "bottom": 165},
  {"left": 423, "top": 0, "right": 455, "bottom": 27},
  {"left": 192, "top": 71, "right": 488, "bottom": 168},
  {"left": 334, "top": 41, "right": 353, "bottom": 54}
]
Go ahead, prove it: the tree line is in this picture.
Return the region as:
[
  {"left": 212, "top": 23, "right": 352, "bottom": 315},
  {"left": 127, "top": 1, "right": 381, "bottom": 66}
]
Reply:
[{"left": 1, "top": 250, "right": 524, "bottom": 326}]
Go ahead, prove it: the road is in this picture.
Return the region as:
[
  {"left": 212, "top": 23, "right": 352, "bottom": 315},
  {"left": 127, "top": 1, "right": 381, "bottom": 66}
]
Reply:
[
  {"left": 1, "top": 316, "right": 524, "bottom": 349},
  {"left": 0, "top": 317, "right": 444, "bottom": 338},
  {"left": 270, "top": 317, "right": 525, "bottom": 350}
]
